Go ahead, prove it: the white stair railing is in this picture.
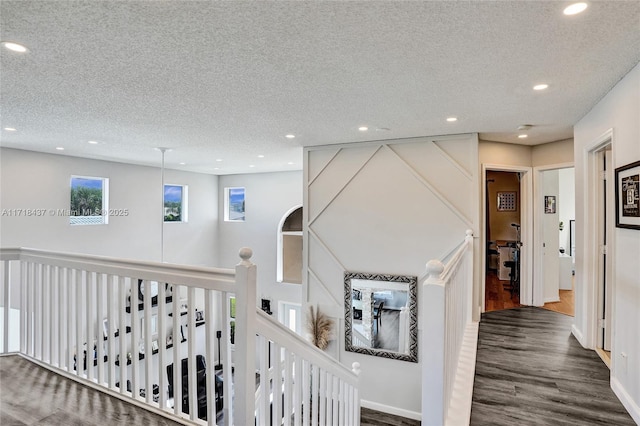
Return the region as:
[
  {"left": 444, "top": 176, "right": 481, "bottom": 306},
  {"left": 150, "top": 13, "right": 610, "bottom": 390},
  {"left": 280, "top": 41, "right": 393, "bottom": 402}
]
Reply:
[
  {"left": 0, "top": 247, "right": 361, "bottom": 425},
  {"left": 422, "top": 230, "right": 478, "bottom": 426},
  {"left": 251, "top": 310, "right": 361, "bottom": 426}
]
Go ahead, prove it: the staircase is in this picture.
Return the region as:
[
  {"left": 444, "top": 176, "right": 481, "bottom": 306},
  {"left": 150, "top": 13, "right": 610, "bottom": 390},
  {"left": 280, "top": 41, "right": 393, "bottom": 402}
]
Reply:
[{"left": 0, "top": 247, "right": 360, "bottom": 425}]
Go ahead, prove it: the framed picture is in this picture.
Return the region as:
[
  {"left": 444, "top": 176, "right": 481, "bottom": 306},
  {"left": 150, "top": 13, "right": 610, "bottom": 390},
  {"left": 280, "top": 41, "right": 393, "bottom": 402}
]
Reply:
[
  {"left": 497, "top": 192, "right": 517, "bottom": 211},
  {"left": 152, "top": 340, "right": 159, "bottom": 352},
  {"left": 615, "top": 160, "right": 640, "bottom": 229},
  {"left": 544, "top": 196, "right": 556, "bottom": 214}
]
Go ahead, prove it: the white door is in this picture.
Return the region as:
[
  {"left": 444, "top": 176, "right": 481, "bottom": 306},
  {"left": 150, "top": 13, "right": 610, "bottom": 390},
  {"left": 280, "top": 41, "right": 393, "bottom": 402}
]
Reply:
[
  {"left": 597, "top": 148, "right": 614, "bottom": 351},
  {"left": 542, "top": 170, "right": 560, "bottom": 303}
]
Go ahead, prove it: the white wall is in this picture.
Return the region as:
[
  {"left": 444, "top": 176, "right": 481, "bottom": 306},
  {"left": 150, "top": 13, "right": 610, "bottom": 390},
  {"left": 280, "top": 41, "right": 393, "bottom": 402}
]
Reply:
[
  {"left": 0, "top": 148, "right": 219, "bottom": 265},
  {"left": 216, "top": 171, "right": 303, "bottom": 317},
  {"left": 532, "top": 139, "right": 574, "bottom": 167},
  {"left": 304, "top": 135, "right": 479, "bottom": 418},
  {"left": 574, "top": 62, "right": 640, "bottom": 423}
]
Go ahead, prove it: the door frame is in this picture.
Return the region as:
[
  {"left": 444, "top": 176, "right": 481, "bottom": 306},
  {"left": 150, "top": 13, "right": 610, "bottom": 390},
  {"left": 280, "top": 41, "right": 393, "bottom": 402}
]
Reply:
[
  {"left": 481, "top": 164, "right": 533, "bottom": 311},
  {"left": 581, "top": 128, "right": 615, "bottom": 351},
  {"left": 532, "top": 162, "right": 574, "bottom": 307}
]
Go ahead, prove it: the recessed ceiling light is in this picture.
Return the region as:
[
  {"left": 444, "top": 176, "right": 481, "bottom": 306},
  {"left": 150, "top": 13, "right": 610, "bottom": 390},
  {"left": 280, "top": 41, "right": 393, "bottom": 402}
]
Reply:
[
  {"left": 215, "top": 158, "right": 223, "bottom": 162},
  {"left": 2, "top": 42, "right": 28, "bottom": 53},
  {"left": 533, "top": 84, "right": 549, "bottom": 91},
  {"left": 214, "top": 167, "right": 220, "bottom": 170},
  {"left": 179, "top": 162, "right": 186, "bottom": 165},
  {"left": 564, "top": 2, "right": 588, "bottom": 15},
  {"left": 446, "top": 117, "right": 458, "bottom": 122},
  {"left": 3, "top": 127, "right": 17, "bottom": 132},
  {"left": 518, "top": 134, "right": 528, "bottom": 139},
  {"left": 87, "top": 140, "right": 99, "bottom": 145},
  {"left": 56, "top": 147, "right": 64, "bottom": 151},
  {"left": 249, "top": 165, "right": 255, "bottom": 168},
  {"left": 358, "top": 126, "right": 368, "bottom": 131},
  {"left": 257, "top": 154, "right": 265, "bottom": 158},
  {"left": 285, "top": 134, "right": 295, "bottom": 139},
  {"left": 287, "top": 162, "right": 295, "bottom": 165}
]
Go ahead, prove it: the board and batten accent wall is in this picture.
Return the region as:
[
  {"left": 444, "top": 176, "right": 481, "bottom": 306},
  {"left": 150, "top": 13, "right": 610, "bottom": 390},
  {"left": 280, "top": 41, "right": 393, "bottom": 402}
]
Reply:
[{"left": 304, "top": 134, "right": 480, "bottom": 418}]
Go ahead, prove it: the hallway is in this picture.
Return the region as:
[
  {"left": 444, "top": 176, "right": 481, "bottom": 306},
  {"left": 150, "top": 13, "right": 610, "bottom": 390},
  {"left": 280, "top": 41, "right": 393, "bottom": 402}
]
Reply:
[{"left": 470, "top": 307, "right": 634, "bottom": 425}]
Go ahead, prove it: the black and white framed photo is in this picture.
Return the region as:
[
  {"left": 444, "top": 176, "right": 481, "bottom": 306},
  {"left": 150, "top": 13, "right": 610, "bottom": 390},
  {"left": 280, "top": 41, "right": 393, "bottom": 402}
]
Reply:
[
  {"left": 544, "top": 196, "right": 556, "bottom": 214},
  {"left": 615, "top": 160, "right": 640, "bottom": 230}
]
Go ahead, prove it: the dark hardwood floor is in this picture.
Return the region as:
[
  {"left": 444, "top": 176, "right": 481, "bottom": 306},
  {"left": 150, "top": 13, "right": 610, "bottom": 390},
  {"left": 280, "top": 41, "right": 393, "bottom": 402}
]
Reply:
[
  {"left": 0, "top": 355, "right": 180, "bottom": 426},
  {"left": 484, "top": 271, "right": 522, "bottom": 312},
  {"left": 361, "top": 407, "right": 420, "bottom": 426},
  {"left": 471, "top": 307, "right": 634, "bottom": 425}
]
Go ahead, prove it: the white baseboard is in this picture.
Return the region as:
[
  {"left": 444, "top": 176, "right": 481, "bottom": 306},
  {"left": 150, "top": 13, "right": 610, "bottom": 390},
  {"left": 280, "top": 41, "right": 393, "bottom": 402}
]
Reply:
[
  {"left": 544, "top": 297, "right": 560, "bottom": 303},
  {"left": 360, "top": 399, "right": 421, "bottom": 421},
  {"left": 571, "top": 324, "right": 586, "bottom": 347},
  {"left": 611, "top": 377, "right": 640, "bottom": 424}
]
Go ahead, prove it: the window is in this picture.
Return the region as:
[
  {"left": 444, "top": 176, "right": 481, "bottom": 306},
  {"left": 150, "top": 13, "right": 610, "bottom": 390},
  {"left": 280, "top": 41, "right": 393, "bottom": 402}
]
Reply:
[
  {"left": 70, "top": 176, "right": 108, "bottom": 225},
  {"left": 224, "top": 187, "right": 245, "bottom": 222},
  {"left": 279, "top": 302, "right": 302, "bottom": 335},
  {"left": 164, "top": 184, "right": 188, "bottom": 222}
]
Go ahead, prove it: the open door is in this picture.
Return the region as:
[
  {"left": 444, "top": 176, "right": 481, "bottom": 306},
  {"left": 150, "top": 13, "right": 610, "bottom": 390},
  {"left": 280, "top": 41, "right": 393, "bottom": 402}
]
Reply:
[{"left": 597, "top": 148, "right": 614, "bottom": 353}]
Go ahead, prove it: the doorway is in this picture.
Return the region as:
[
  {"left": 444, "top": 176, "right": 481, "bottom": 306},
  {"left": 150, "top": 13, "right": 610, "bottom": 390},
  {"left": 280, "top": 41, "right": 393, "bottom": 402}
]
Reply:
[
  {"left": 481, "top": 164, "right": 533, "bottom": 313},
  {"left": 585, "top": 131, "right": 614, "bottom": 368},
  {"left": 535, "top": 166, "right": 576, "bottom": 317},
  {"left": 596, "top": 146, "right": 614, "bottom": 364},
  {"left": 484, "top": 171, "right": 523, "bottom": 311}
]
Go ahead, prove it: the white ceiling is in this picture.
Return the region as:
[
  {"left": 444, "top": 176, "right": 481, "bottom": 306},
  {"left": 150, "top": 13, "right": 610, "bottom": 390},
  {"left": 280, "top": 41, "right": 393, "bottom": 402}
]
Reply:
[{"left": 1, "top": 1, "right": 639, "bottom": 175}]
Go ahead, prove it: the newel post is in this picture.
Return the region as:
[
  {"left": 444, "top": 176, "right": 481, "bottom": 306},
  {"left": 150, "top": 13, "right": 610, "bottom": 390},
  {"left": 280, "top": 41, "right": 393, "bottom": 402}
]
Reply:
[
  {"left": 234, "top": 247, "right": 257, "bottom": 426},
  {"left": 422, "top": 259, "right": 446, "bottom": 426}
]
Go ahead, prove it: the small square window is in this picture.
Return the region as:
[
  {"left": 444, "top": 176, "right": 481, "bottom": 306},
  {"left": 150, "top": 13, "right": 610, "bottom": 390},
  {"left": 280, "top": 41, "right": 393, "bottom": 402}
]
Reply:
[
  {"left": 164, "top": 184, "right": 188, "bottom": 222},
  {"left": 224, "top": 187, "right": 245, "bottom": 222},
  {"left": 70, "top": 176, "right": 108, "bottom": 225}
]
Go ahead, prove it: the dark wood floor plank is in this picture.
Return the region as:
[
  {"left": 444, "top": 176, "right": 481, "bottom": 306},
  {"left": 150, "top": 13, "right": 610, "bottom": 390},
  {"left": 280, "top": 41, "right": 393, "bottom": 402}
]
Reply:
[
  {"left": 360, "top": 407, "right": 420, "bottom": 426},
  {"left": 0, "top": 355, "right": 181, "bottom": 426},
  {"left": 470, "top": 307, "right": 634, "bottom": 426}
]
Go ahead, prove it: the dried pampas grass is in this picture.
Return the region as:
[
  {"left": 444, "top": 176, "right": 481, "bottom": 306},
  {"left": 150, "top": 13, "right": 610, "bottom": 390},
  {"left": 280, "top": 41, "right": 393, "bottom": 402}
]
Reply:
[{"left": 306, "top": 305, "right": 334, "bottom": 350}]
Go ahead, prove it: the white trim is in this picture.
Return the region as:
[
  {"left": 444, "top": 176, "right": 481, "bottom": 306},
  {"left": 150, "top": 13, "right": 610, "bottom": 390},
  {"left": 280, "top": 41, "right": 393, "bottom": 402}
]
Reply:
[
  {"left": 582, "top": 128, "right": 613, "bottom": 350},
  {"left": 361, "top": 399, "right": 421, "bottom": 421},
  {"left": 571, "top": 324, "right": 586, "bottom": 347},
  {"left": 480, "top": 164, "right": 533, "bottom": 311},
  {"left": 611, "top": 377, "right": 640, "bottom": 424},
  {"left": 532, "top": 162, "right": 575, "bottom": 307}
]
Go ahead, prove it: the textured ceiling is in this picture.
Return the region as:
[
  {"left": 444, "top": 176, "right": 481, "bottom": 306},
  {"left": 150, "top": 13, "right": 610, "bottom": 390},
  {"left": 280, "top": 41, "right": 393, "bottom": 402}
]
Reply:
[{"left": 1, "top": 1, "right": 639, "bottom": 175}]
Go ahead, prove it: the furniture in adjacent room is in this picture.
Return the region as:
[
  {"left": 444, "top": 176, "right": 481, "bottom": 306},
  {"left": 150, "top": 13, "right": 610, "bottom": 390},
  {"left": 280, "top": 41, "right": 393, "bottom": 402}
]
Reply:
[{"left": 167, "top": 355, "right": 220, "bottom": 421}]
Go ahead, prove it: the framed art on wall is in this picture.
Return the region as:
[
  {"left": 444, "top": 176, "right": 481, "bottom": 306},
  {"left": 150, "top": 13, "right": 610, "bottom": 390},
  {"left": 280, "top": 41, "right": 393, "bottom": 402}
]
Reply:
[
  {"left": 544, "top": 196, "right": 556, "bottom": 214},
  {"left": 497, "top": 191, "right": 517, "bottom": 211},
  {"left": 615, "top": 160, "right": 640, "bottom": 230}
]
